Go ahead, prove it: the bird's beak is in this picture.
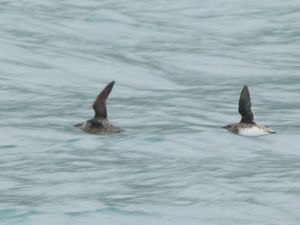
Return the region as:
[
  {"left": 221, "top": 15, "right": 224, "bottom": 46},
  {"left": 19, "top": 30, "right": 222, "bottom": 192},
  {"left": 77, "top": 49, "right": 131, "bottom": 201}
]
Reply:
[{"left": 74, "top": 123, "right": 83, "bottom": 127}]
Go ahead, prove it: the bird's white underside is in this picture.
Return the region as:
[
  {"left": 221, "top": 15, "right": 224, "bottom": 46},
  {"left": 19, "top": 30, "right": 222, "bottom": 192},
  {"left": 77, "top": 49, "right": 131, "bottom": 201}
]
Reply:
[{"left": 239, "top": 126, "right": 274, "bottom": 136}]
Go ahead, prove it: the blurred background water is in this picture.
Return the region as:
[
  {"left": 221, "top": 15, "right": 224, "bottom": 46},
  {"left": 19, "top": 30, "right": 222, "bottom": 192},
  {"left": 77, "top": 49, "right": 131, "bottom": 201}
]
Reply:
[{"left": 1, "top": 0, "right": 300, "bottom": 224}]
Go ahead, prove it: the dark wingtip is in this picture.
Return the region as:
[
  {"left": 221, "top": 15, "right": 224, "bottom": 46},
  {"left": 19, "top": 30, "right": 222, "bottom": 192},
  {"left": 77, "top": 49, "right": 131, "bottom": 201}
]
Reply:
[
  {"left": 240, "top": 84, "right": 251, "bottom": 103},
  {"left": 107, "top": 80, "right": 115, "bottom": 90},
  {"left": 108, "top": 80, "right": 115, "bottom": 88},
  {"left": 96, "top": 81, "right": 115, "bottom": 102},
  {"left": 104, "top": 80, "right": 115, "bottom": 96},
  {"left": 241, "top": 84, "right": 249, "bottom": 95}
]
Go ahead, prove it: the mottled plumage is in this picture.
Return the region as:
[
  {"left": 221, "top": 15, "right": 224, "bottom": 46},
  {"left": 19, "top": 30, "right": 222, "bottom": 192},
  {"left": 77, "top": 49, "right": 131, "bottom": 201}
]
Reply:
[
  {"left": 74, "top": 81, "right": 124, "bottom": 134},
  {"left": 223, "top": 85, "right": 275, "bottom": 136}
]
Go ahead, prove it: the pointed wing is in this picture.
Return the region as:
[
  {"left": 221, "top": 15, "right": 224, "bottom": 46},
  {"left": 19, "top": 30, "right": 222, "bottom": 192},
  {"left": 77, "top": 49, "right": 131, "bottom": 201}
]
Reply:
[
  {"left": 92, "top": 81, "right": 115, "bottom": 119},
  {"left": 238, "top": 85, "right": 254, "bottom": 123}
]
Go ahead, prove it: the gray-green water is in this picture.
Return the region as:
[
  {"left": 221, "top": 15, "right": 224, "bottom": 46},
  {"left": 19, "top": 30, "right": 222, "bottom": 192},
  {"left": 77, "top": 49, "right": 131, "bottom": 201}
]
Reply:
[{"left": 1, "top": 0, "right": 300, "bottom": 224}]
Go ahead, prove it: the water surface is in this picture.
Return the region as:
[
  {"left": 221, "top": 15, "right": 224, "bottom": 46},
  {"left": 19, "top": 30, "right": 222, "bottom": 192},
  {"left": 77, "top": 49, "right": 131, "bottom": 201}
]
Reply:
[{"left": 1, "top": 0, "right": 300, "bottom": 224}]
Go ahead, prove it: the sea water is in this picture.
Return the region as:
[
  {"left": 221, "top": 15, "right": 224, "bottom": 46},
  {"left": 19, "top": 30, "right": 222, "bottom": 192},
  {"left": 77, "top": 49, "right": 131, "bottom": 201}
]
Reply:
[{"left": 1, "top": 0, "right": 300, "bottom": 224}]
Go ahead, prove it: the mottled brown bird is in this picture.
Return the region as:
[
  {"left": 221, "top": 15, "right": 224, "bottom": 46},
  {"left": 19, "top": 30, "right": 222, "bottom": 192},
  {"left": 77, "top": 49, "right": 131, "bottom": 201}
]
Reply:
[{"left": 74, "top": 81, "right": 124, "bottom": 134}]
